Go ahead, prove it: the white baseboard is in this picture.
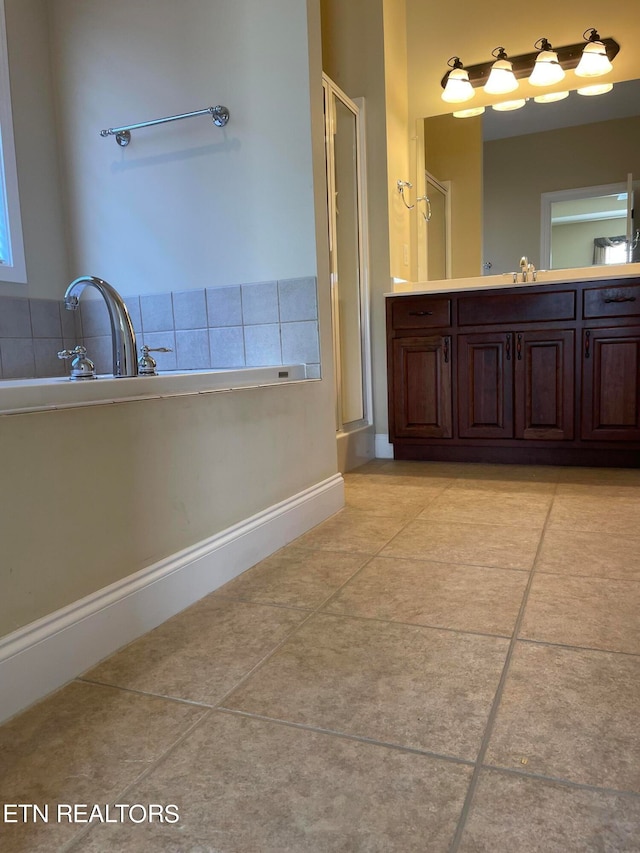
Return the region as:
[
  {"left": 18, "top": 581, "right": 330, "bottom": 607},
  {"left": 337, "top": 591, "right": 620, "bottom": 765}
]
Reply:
[
  {"left": 375, "top": 433, "right": 394, "bottom": 459},
  {"left": 0, "top": 474, "right": 344, "bottom": 725}
]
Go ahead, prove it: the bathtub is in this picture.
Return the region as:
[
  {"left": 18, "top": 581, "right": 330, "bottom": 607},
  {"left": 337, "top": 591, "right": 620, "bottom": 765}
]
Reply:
[{"left": 0, "top": 364, "right": 309, "bottom": 415}]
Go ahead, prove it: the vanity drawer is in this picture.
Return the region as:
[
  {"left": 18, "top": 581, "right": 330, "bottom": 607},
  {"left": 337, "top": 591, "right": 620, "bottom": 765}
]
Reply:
[
  {"left": 458, "top": 290, "right": 576, "bottom": 326},
  {"left": 391, "top": 297, "right": 451, "bottom": 329},
  {"left": 583, "top": 283, "right": 640, "bottom": 319}
]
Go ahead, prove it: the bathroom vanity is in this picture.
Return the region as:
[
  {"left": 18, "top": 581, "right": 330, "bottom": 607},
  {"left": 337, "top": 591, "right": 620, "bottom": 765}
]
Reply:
[{"left": 386, "top": 271, "right": 640, "bottom": 467}]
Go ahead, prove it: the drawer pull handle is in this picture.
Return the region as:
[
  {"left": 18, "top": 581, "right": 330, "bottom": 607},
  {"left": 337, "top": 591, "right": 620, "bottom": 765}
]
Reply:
[
  {"left": 444, "top": 336, "right": 450, "bottom": 363},
  {"left": 506, "top": 335, "right": 511, "bottom": 360},
  {"left": 516, "top": 333, "right": 522, "bottom": 361},
  {"left": 585, "top": 330, "right": 591, "bottom": 359},
  {"left": 408, "top": 310, "right": 434, "bottom": 316},
  {"left": 604, "top": 296, "right": 636, "bottom": 303}
]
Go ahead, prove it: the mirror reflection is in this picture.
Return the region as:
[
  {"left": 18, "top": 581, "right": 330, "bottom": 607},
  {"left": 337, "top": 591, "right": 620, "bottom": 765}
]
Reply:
[{"left": 423, "top": 78, "right": 640, "bottom": 279}]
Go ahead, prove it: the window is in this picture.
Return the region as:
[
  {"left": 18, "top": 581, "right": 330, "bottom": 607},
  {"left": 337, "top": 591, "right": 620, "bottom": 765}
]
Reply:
[
  {"left": 593, "top": 236, "right": 629, "bottom": 265},
  {"left": 0, "top": 0, "right": 26, "bottom": 283}
]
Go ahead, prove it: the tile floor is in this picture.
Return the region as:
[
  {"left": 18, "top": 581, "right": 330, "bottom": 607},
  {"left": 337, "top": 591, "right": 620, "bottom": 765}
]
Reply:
[{"left": 2, "top": 459, "right": 640, "bottom": 852}]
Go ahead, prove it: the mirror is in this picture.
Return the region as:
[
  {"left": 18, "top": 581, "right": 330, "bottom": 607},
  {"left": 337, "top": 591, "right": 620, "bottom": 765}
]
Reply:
[{"left": 422, "top": 78, "right": 640, "bottom": 280}]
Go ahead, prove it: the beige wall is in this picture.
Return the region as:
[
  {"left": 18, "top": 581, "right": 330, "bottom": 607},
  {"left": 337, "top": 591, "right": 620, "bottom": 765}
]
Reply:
[
  {"left": 0, "top": 380, "right": 337, "bottom": 636},
  {"left": 484, "top": 115, "right": 640, "bottom": 274},
  {"left": 383, "top": 0, "right": 411, "bottom": 282},
  {"left": 48, "top": 0, "right": 320, "bottom": 295},
  {"left": 423, "top": 114, "right": 483, "bottom": 278},
  {"left": 1, "top": 0, "right": 70, "bottom": 298},
  {"left": 0, "top": 0, "right": 338, "bottom": 639}
]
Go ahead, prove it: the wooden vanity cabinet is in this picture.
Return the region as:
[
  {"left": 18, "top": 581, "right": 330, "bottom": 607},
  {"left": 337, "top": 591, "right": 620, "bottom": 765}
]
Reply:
[
  {"left": 581, "top": 326, "right": 640, "bottom": 441},
  {"left": 387, "top": 278, "right": 640, "bottom": 466},
  {"left": 457, "top": 329, "right": 574, "bottom": 441},
  {"left": 391, "top": 335, "right": 452, "bottom": 439}
]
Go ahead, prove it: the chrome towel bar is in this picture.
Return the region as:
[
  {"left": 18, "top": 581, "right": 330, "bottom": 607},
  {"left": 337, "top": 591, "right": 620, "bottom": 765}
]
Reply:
[{"left": 100, "top": 105, "right": 230, "bottom": 147}]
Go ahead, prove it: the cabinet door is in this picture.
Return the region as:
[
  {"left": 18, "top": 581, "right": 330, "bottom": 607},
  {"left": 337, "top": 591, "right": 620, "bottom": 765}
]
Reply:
[
  {"left": 391, "top": 336, "right": 452, "bottom": 439},
  {"left": 458, "top": 333, "right": 514, "bottom": 438},
  {"left": 582, "top": 326, "right": 640, "bottom": 441},
  {"left": 514, "top": 330, "right": 575, "bottom": 440}
]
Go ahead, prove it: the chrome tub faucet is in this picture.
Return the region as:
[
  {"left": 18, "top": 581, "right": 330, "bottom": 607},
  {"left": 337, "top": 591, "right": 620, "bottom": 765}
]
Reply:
[{"left": 63, "top": 276, "right": 138, "bottom": 377}]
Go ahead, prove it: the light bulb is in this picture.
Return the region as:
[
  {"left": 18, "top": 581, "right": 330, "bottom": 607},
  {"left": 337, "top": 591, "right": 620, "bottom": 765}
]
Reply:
[
  {"left": 533, "top": 91, "right": 569, "bottom": 103},
  {"left": 452, "top": 106, "right": 485, "bottom": 118},
  {"left": 529, "top": 42, "right": 565, "bottom": 87},
  {"left": 484, "top": 48, "right": 519, "bottom": 95},
  {"left": 577, "top": 83, "right": 613, "bottom": 96},
  {"left": 575, "top": 29, "right": 613, "bottom": 78},
  {"left": 442, "top": 67, "right": 475, "bottom": 103},
  {"left": 492, "top": 99, "right": 527, "bottom": 112}
]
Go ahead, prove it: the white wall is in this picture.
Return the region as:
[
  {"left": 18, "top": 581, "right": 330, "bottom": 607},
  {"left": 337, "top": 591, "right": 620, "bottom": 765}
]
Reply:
[
  {"left": 0, "top": 0, "right": 339, "bottom": 640},
  {"left": 49, "top": 0, "right": 319, "bottom": 295}
]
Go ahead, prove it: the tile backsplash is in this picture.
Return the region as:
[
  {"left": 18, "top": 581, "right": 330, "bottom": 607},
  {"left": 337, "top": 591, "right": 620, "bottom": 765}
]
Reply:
[
  {"left": 0, "top": 296, "right": 79, "bottom": 380},
  {"left": 0, "top": 278, "right": 320, "bottom": 380}
]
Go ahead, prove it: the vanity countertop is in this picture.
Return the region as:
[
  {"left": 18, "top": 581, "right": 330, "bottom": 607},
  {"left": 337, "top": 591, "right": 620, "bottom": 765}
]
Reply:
[{"left": 385, "top": 263, "right": 640, "bottom": 297}]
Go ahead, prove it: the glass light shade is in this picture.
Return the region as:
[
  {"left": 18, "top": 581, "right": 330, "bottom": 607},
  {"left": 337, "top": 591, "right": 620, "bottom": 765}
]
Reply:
[
  {"left": 491, "top": 99, "right": 526, "bottom": 112},
  {"left": 441, "top": 68, "right": 475, "bottom": 103},
  {"left": 453, "top": 106, "right": 485, "bottom": 118},
  {"left": 577, "top": 82, "right": 614, "bottom": 96},
  {"left": 533, "top": 91, "right": 569, "bottom": 103},
  {"left": 575, "top": 41, "right": 613, "bottom": 77},
  {"left": 528, "top": 50, "right": 565, "bottom": 86},
  {"left": 484, "top": 59, "right": 519, "bottom": 95}
]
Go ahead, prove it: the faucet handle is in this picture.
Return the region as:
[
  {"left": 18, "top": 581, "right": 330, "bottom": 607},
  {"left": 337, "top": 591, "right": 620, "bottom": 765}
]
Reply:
[
  {"left": 138, "top": 345, "right": 173, "bottom": 376},
  {"left": 58, "top": 345, "right": 96, "bottom": 380}
]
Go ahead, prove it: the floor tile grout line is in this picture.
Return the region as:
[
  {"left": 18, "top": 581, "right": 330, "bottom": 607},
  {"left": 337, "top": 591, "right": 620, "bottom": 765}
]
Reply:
[
  {"left": 306, "top": 608, "right": 517, "bottom": 642},
  {"left": 448, "top": 479, "right": 560, "bottom": 853},
  {"left": 534, "top": 568, "right": 640, "bottom": 583},
  {"left": 515, "top": 636, "right": 640, "bottom": 659},
  {"left": 344, "top": 551, "right": 531, "bottom": 574},
  {"left": 215, "top": 706, "right": 476, "bottom": 768},
  {"left": 74, "top": 676, "right": 221, "bottom": 709},
  {"left": 59, "top": 706, "right": 215, "bottom": 853},
  {"left": 479, "top": 762, "right": 640, "bottom": 800}
]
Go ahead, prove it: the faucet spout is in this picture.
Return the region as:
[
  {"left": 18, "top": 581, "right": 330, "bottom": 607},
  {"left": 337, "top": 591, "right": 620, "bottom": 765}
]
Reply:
[{"left": 64, "top": 276, "right": 138, "bottom": 377}]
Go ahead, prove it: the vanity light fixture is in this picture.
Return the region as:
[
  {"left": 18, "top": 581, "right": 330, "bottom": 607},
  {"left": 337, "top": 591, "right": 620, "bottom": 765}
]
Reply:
[
  {"left": 577, "top": 82, "right": 614, "bottom": 96},
  {"left": 453, "top": 106, "right": 486, "bottom": 118},
  {"left": 528, "top": 38, "right": 565, "bottom": 86},
  {"left": 533, "top": 91, "right": 570, "bottom": 103},
  {"left": 484, "top": 47, "right": 519, "bottom": 95},
  {"left": 491, "top": 98, "right": 527, "bottom": 111},
  {"left": 441, "top": 57, "right": 475, "bottom": 103},
  {"left": 575, "top": 28, "right": 614, "bottom": 77},
  {"left": 440, "top": 29, "right": 619, "bottom": 99}
]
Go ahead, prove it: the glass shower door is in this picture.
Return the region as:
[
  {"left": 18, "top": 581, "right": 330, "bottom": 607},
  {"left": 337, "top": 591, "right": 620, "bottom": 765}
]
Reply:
[{"left": 324, "top": 77, "right": 370, "bottom": 433}]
